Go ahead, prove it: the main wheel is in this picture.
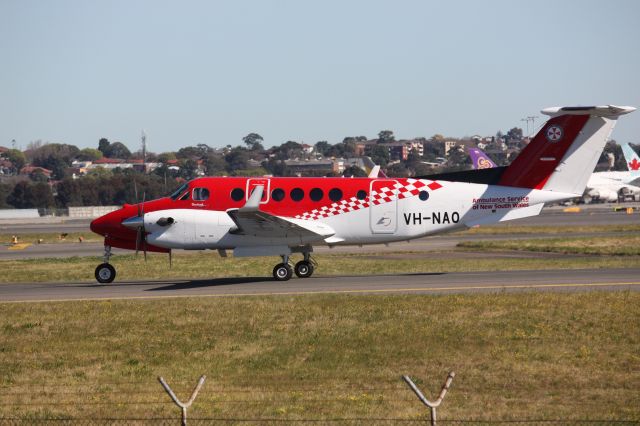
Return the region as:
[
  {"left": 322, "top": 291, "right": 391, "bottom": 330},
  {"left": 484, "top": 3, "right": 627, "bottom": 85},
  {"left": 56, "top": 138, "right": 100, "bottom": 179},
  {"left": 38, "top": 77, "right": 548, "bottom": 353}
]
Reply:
[
  {"left": 95, "top": 263, "right": 116, "bottom": 284},
  {"left": 272, "top": 263, "right": 293, "bottom": 281},
  {"left": 294, "top": 260, "right": 314, "bottom": 278}
]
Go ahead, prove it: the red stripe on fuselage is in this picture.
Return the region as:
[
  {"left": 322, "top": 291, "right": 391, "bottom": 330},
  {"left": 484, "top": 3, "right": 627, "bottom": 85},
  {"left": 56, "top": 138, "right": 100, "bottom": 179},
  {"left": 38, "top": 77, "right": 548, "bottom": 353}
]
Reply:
[
  {"left": 497, "top": 114, "right": 590, "bottom": 189},
  {"left": 136, "top": 177, "right": 439, "bottom": 218}
]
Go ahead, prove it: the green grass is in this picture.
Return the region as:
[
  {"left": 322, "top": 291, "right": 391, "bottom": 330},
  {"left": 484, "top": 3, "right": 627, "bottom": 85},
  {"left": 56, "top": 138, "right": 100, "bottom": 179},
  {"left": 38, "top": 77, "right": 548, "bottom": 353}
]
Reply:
[
  {"left": 0, "top": 293, "right": 638, "bottom": 421},
  {"left": 458, "top": 235, "right": 640, "bottom": 256},
  {"left": 0, "top": 251, "right": 639, "bottom": 284}
]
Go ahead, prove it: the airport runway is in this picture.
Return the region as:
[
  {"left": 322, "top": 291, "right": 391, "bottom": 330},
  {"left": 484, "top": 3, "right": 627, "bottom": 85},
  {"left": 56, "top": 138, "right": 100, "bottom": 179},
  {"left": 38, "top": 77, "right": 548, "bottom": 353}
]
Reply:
[{"left": 1, "top": 268, "right": 638, "bottom": 303}]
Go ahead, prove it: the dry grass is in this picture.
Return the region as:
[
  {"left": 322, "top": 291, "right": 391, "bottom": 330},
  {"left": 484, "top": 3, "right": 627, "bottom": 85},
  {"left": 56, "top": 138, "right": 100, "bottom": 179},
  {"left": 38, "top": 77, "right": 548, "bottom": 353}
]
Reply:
[
  {"left": 459, "top": 223, "right": 640, "bottom": 235},
  {"left": 0, "top": 251, "right": 638, "bottom": 284},
  {"left": 0, "top": 292, "right": 638, "bottom": 422},
  {"left": 0, "top": 232, "right": 101, "bottom": 245},
  {"left": 458, "top": 235, "right": 640, "bottom": 256}
]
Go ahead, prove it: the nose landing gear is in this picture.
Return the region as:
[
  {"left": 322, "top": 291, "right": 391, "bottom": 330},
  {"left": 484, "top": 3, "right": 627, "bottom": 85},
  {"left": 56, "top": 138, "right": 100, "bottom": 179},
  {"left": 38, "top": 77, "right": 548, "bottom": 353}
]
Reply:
[{"left": 95, "top": 245, "right": 116, "bottom": 284}]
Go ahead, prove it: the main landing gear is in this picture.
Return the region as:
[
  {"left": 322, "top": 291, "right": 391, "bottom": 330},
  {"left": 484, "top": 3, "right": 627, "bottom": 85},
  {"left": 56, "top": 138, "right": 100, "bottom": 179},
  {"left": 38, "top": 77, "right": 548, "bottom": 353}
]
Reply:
[
  {"left": 95, "top": 245, "right": 116, "bottom": 284},
  {"left": 272, "top": 252, "right": 315, "bottom": 281}
]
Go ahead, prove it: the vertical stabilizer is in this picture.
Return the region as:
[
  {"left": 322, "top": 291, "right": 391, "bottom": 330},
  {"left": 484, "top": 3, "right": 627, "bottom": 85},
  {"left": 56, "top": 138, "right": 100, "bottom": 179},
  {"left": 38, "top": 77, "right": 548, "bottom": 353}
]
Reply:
[{"left": 498, "top": 105, "right": 635, "bottom": 195}]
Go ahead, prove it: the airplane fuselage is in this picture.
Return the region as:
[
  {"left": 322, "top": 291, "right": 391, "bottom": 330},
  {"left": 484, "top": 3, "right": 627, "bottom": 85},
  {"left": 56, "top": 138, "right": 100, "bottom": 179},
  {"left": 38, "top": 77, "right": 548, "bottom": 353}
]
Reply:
[{"left": 91, "top": 176, "right": 571, "bottom": 254}]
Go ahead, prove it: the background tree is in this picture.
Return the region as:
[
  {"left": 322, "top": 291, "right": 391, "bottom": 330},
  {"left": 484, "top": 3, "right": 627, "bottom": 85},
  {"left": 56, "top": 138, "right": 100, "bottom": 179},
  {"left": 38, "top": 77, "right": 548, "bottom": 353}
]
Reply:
[
  {"left": 76, "top": 148, "right": 103, "bottom": 161},
  {"left": 4, "top": 149, "right": 26, "bottom": 173},
  {"left": 98, "top": 138, "right": 110, "bottom": 155},
  {"left": 370, "top": 145, "right": 390, "bottom": 167},
  {"left": 342, "top": 165, "right": 367, "bottom": 177},
  {"left": 242, "top": 133, "right": 264, "bottom": 151},
  {"left": 204, "top": 153, "right": 227, "bottom": 175},
  {"left": 157, "top": 152, "right": 177, "bottom": 163},
  {"left": 7, "top": 181, "right": 55, "bottom": 208},
  {"left": 176, "top": 146, "right": 205, "bottom": 159},
  {"left": 224, "top": 148, "right": 250, "bottom": 172},
  {"left": 506, "top": 127, "right": 523, "bottom": 142},
  {"left": 0, "top": 183, "right": 12, "bottom": 208},
  {"left": 106, "top": 142, "right": 132, "bottom": 159},
  {"left": 314, "top": 141, "right": 331, "bottom": 156},
  {"left": 377, "top": 130, "right": 395, "bottom": 143}
]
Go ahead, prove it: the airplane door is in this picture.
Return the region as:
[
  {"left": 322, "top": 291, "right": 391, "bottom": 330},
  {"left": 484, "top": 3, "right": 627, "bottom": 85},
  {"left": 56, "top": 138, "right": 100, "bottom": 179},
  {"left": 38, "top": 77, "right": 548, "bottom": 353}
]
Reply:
[
  {"left": 370, "top": 180, "right": 398, "bottom": 234},
  {"left": 246, "top": 178, "right": 270, "bottom": 204}
]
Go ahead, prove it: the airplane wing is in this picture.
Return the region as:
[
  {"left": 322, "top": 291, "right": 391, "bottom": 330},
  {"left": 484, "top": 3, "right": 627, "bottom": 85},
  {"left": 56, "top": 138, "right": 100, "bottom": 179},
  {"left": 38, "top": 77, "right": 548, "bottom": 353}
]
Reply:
[{"left": 227, "top": 185, "right": 335, "bottom": 240}]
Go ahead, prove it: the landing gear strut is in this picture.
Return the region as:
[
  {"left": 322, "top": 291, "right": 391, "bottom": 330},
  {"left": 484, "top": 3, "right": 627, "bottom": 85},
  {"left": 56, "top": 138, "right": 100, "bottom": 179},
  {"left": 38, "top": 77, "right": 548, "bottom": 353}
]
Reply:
[{"left": 95, "top": 245, "right": 116, "bottom": 284}]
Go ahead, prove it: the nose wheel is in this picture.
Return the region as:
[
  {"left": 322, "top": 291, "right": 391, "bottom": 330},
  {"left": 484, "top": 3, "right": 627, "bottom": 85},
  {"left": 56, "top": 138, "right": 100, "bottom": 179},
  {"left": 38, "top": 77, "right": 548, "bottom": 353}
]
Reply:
[
  {"left": 95, "top": 263, "right": 116, "bottom": 284},
  {"left": 95, "top": 245, "right": 116, "bottom": 284}
]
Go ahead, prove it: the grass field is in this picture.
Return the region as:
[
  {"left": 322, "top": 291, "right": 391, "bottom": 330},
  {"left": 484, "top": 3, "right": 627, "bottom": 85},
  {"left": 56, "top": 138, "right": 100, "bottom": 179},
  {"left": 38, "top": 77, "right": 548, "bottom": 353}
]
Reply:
[
  {"left": 0, "top": 292, "right": 638, "bottom": 422},
  {"left": 458, "top": 235, "right": 640, "bottom": 256},
  {"left": 0, "top": 249, "right": 639, "bottom": 284}
]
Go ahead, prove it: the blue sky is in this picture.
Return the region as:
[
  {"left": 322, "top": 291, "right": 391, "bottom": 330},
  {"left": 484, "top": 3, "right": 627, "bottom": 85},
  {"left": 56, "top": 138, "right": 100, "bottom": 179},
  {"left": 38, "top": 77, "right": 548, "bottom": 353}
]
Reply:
[{"left": 1, "top": 0, "right": 639, "bottom": 152}]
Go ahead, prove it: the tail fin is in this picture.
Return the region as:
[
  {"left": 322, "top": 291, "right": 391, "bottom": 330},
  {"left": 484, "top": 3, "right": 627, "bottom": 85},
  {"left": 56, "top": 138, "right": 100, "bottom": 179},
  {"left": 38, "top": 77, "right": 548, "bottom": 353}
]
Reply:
[
  {"left": 621, "top": 142, "right": 640, "bottom": 175},
  {"left": 468, "top": 147, "right": 497, "bottom": 169},
  {"left": 498, "top": 105, "right": 635, "bottom": 194}
]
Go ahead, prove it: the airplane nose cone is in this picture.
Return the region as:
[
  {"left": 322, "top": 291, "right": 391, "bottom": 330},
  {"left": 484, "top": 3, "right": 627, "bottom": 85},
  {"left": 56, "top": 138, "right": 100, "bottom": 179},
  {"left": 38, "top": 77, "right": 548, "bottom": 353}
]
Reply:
[
  {"left": 122, "top": 216, "right": 144, "bottom": 230},
  {"left": 90, "top": 215, "right": 109, "bottom": 236}
]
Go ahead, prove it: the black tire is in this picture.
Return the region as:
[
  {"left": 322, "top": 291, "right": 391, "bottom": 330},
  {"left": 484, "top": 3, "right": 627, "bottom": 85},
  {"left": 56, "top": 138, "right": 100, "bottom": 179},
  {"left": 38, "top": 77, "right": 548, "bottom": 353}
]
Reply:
[
  {"left": 272, "top": 263, "right": 293, "bottom": 281},
  {"left": 95, "top": 263, "right": 116, "bottom": 284},
  {"left": 294, "top": 261, "right": 314, "bottom": 278}
]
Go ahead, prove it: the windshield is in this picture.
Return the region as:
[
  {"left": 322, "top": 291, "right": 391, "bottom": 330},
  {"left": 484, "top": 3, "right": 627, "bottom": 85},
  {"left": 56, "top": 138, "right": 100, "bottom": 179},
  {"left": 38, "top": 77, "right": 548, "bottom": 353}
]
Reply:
[{"left": 169, "top": 183, "right": 189, "bottom": 200}]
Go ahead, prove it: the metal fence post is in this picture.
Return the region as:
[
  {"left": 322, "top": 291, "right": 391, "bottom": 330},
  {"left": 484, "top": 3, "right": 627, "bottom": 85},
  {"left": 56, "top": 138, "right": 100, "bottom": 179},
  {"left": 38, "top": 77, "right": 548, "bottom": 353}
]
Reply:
[
  {"left": 158, "top": 375, "right": 206, "bottom": 426},
  {"left": 402, "top": 371, "right": 455, "bottom": 426}
]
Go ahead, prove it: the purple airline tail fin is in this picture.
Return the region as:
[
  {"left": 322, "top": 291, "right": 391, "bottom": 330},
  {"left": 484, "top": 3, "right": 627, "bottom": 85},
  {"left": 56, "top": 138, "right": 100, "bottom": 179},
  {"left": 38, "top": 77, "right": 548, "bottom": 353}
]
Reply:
[{"left": 468, "top": 148, "right": 497, "bottom": 169}]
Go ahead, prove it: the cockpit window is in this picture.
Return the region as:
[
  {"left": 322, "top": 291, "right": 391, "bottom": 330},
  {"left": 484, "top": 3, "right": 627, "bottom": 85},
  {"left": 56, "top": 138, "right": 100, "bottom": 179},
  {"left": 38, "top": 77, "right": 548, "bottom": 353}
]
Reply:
[
  {"left": 179, "top": 191, "right": 190, "bottom": 201},
  {"left": 169, "top": 183, "right": 189, "bottom": 200},
  {"left": 193, "top": 187, "right": 210, "bottom": 201}
]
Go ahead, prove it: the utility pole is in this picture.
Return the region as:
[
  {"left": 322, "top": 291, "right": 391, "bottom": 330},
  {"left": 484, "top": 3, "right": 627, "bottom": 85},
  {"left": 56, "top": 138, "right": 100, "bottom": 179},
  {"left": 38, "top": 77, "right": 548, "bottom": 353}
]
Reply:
[{"left": 141, "top": 130, "right": 147, "bottom": 172}]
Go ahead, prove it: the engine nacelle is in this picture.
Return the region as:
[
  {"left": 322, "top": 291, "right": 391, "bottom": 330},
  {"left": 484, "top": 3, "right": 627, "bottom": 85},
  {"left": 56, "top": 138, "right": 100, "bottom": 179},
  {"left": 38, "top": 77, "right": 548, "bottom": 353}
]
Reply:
[{"left": 144, "top": 209, "right": 234, "bottom": 249}]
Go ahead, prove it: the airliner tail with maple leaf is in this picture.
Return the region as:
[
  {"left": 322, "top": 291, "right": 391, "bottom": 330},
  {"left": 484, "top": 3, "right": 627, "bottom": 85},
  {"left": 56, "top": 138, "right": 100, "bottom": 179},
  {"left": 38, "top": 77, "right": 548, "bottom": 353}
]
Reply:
[{"left": 90, "top": 105, "right": 635, "bottom": 283}]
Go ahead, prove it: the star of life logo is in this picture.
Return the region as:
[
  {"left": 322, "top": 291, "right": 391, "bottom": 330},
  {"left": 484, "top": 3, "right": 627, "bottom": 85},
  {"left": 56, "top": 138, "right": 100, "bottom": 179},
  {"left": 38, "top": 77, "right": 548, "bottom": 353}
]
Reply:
[{"left": 546, "top": 125, "right": 563, "bottom": 142}]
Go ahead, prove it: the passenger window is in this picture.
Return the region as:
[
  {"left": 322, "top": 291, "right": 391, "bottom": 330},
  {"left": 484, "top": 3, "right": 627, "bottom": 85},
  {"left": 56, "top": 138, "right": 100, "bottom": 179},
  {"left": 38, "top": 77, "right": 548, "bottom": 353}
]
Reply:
[
  {"left": 290, "top": 188, "right": 304, "bottom": 201},
  {"left": 329, "top": 188, "right": 343, "bottom": 202},
  {"left": 231, "top": 188, "right": 244, "bottom": 201},
  {"left": 357, "top": 190, "right": 367, "bottom": 200},
  {"left": 310, "top": 188, "right": 323, "bottom": 201},
  {"left": 272, "top": 188, "right": 285, "bottom": 201},
  {"left": 193, "top": 188, "right": 210, "bottom": 201}
]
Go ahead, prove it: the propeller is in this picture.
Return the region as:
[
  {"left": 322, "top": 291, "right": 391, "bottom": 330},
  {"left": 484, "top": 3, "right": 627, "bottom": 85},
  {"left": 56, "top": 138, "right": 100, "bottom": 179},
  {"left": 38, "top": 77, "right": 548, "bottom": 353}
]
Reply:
[{"left": 134, "top": 192, "right": 147, "bottom": 261}]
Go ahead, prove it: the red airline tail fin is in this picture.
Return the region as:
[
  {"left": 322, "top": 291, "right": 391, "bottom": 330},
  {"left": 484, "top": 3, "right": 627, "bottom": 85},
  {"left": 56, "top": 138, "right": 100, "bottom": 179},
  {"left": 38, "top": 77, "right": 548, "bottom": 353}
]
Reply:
[{"left": 498, "top": 105, "right": 635, "bottom": 194}]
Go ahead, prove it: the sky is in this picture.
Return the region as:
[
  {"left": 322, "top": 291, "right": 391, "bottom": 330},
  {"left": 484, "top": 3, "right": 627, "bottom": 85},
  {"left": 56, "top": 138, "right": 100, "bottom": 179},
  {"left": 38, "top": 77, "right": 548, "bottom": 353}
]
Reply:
[{"left": 1, "top": 0, "right": 639, "bottom": 153}]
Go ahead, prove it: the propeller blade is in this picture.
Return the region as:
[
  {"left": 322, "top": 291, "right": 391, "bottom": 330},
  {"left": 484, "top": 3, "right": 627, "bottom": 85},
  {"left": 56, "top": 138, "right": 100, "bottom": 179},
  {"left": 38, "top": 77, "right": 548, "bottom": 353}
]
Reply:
[
  {"left": 135, "top": 227, "right": 141, "bottom": 256},
  {"left": 142, "top": 226, "right": 147, "bottom": 262},
  {"left": 168, "top": 250, "right": 172, "bottom": 269}
]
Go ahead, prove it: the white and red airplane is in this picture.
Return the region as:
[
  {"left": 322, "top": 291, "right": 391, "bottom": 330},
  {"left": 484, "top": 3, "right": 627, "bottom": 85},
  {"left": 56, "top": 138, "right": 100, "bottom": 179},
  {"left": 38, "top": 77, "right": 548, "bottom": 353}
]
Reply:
[
  {"left": 90, "top": 105, "right": 635, "bottom": 283},
  {"left": 584, "top": 141, "right": 640, "bottom": 202}
]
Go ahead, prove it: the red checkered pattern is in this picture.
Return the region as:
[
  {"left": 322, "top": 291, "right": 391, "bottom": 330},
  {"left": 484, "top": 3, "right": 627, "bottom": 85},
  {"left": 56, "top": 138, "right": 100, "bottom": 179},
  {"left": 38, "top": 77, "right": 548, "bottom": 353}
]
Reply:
[{"left": 294, "top": 179, "right": 442, "bottom": 221}]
